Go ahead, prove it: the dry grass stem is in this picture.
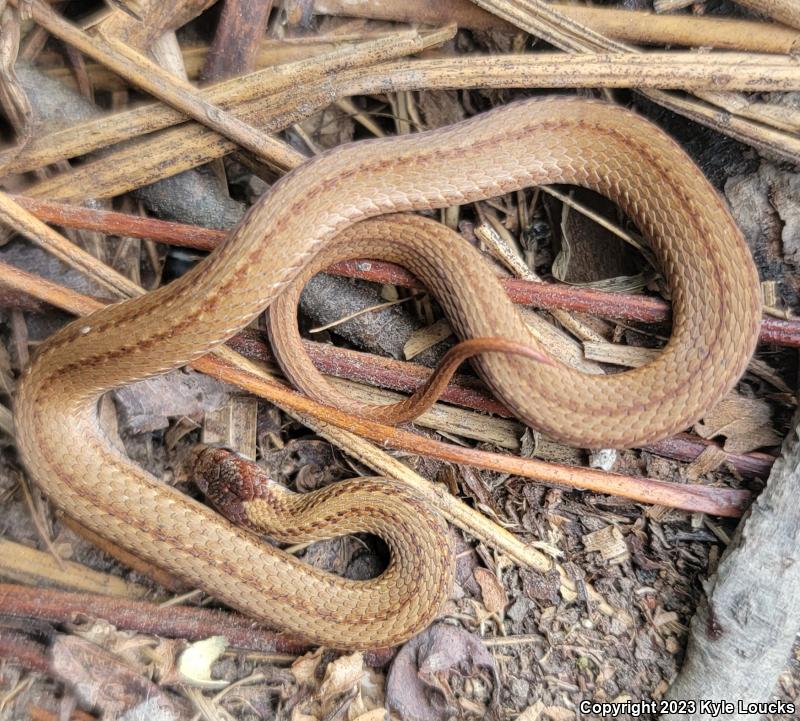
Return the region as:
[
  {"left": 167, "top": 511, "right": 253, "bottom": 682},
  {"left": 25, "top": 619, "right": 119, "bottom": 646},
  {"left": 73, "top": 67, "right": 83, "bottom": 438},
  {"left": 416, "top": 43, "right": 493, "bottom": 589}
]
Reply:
[
  {"left": 583, "top": 341, "right": 660, "bottom": 368},
  {"left": 3, "top": 28, "right": 450, "bottom": 175},
  {"left": 734, "top": 0, "right": 800, "bottom": 29},
  {"left": 311, "top": 0, "right": 800, "bottom": 53},
  {"left": 11, "top": 52, "right": 800, "bottom": 194},
  {"left": 0, "top": 192, "right": 141, "bottom": 298},
  {"left": 11, "top": 0, "right": 305, "bottom": 171},
  {"left": 470, "top": 0, "right": 800, "bottom": 162},
  {"left": 0, "top": 537, "right": 151, "bottom": 598}
]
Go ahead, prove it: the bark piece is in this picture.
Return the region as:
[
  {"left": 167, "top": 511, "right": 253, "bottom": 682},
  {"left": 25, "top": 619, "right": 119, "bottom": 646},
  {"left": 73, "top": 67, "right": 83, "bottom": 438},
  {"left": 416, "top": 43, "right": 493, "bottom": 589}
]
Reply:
[
  {"left": 725, "top": 162, "right": 800, "bottom": 307},
  {"left": 694, "top": 393, "right": 781, "bottom": 454},
  {"left": 662, "top": 411, "right": 800, "bottom": 719},
  {"left": 112, "top": 370, "right": 235, "bottom": 433},
  {"left": 300, "top": 273, "right": 447, "bottom": 366}
]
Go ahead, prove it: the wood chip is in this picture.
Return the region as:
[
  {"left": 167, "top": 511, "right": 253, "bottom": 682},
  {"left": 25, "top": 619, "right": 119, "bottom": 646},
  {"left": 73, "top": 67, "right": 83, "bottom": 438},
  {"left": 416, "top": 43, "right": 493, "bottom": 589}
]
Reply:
[
  {"left": 583, "top": 341, "right": 659, "bottom": 367},
  {"left": 761, "top": 279, "right": 778, "bottom": 308},
  {"left": 747, "top": 356, "right": 794, "bottom": 395},
  {"left": 202, "top": 395, "right": 258, "bottom": 460},
  {"left": 403, "top": 318, "right": 453, "bottom": 360},
  {"left": 684, "top": 444, "right": 728, "bottom": 481},
  {"left": 582, "top": 525, "right": 629, "bottom": 565}
]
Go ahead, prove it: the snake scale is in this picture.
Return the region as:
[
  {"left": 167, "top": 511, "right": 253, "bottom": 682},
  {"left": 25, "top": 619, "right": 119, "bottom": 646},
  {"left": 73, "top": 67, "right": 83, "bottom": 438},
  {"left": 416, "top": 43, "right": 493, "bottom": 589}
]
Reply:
[{"left": 15, "top": 98, "right": 761, "bottom": 648}]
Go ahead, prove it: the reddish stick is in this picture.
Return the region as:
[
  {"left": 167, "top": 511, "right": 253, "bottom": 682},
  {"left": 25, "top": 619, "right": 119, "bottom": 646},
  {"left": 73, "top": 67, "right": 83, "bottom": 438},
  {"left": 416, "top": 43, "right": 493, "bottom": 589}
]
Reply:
[
  {"left": 229, "top": 330, "right": 775, "bottom": 479},
  {"left": 642, "top": 434, "right": 775, "bottom": 479},
  {"left": 0, "top": 582, "right": 309, "bottom": 655},
  {"left": 10, "top": 195, "right": 799, "bottom": 347},
  {"left": 0, "top": 627, "right": 50, "bottom": 674}
]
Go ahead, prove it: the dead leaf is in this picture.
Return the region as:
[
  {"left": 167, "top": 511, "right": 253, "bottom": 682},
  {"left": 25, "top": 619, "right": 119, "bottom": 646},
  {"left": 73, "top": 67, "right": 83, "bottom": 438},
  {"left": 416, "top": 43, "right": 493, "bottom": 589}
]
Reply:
[
  {"left": 386, "top": 624, "right": 498, "bottom": 721},
  {"left": 291, "top": 647, "right": 325, "bottom": 687},
  {"left": 177, "top": 636, "right": 228, "bottom": 689},
  {"left": 473, "top": 567, "right": 508, "bottom": 615},
  {"left": 298, "top": 104, "right": 353, "bottom": 150},
  {"left": 113, "top": 370, "right": 235, "bottom": 432},
  {"left": 319, "top": 651, "right": 365, "bottom": 701},
  {"left": 694, "top": 393, "right": 781, "bottom": 453},
  {"left": 685, "top": 444, "right": 727, "bottom": 481},
  {"left": 291, "top": 651, "right": 379, "bottom": 721},
  {"left": 521, "top": 568, "right": 561, "bottom": 604},
  {"left": 51, "top": 635, "right": 182, "bottom": 719}
]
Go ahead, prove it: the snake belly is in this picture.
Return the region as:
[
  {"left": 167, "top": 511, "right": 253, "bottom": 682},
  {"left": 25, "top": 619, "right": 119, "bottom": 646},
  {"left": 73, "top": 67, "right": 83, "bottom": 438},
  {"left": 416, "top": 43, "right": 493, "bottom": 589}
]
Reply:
[{"left": 14, "top": 97, "right": 761, "bottom": 648}]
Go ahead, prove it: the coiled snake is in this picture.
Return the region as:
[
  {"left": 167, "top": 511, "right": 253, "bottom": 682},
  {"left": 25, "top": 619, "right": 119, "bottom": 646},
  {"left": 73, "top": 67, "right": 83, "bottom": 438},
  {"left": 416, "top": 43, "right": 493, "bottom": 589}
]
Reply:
[{"left": 15, "top": 98, "right": 761, "bottom": 648}]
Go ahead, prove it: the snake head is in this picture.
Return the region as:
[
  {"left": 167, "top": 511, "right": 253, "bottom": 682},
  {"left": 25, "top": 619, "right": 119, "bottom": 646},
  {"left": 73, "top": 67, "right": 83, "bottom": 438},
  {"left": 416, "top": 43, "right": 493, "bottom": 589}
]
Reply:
[{"left": 184, "top": 444, "right": 264, "bottom": 527}]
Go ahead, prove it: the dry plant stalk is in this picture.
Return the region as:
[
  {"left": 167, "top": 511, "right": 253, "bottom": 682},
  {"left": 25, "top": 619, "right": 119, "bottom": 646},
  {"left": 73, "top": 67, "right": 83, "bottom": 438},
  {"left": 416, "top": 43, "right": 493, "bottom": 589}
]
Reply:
[
  {"left": 8, "top": 50, "right": 799, "bottom": 181},
  {"left": 2, "top": 28, "right": 451, "bottom": 175},
  {"left": 0, "top": 537, "right": 151, "bottom": 599},
  {"left": 9, "top": 0, "right": 304, "bottom": 171},
  {"left": 0, "top": 192, "right": 139, "bottom": 298},
  {"left": 17, "top": 53, "right": 800, "bottom": 204},
  {"left": 308, "top": 0, "right": 800, "bottom": 53},
  {"left": 734, "top": 0, "right": 800, "bottom": 29},
  {"left": 38, "top": 30, "right": 442, "bottom": 89},
  {"left": 469, "top": 0, "right": 800, "bottom": 163}
]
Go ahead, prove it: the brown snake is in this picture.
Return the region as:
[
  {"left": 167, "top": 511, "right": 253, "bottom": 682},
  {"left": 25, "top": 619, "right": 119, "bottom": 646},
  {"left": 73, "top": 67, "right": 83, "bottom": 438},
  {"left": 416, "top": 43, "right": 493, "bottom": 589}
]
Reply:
[{"left": 15, "top": 97, "right": 761, "bottom": 648}]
